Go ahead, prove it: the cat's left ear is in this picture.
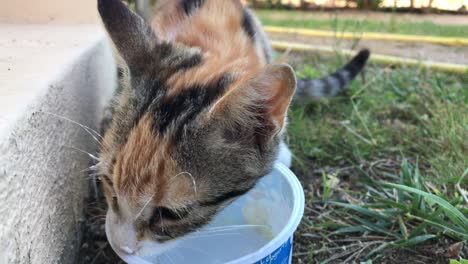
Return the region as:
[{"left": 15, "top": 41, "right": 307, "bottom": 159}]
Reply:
[
  {"left": 210, "top": 63, "right": 296, "bottom": 139},
  {"left": 98, "top": 0, "right": 156, "bottom": 66}
]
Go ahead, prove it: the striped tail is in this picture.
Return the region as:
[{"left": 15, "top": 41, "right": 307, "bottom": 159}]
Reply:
[{"left": 294, "top": 49, "right": 370, "bottom": 103}]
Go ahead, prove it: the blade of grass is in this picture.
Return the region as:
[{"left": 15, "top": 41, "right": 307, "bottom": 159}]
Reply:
[
  {"left": 408, "top": 222, "right": 429, "bottom": 238},
  {"left": 394, "top": 234, "right": 437, "bottom": 247},
  {"left": 410, "top": 160, "right": 424, "bottom": 213},
  {"left": 328, "top": 201, "right": 389, "bottom": 221},
  {"left": 372, "top": 197, "right": 410, "bottom": 211},
  {"left": 365, "top": 242, "right": 391, "bottom": 258},
  {"left": 385, "top": 183, "right": 468, "bottom": 229},
  {"left": 406, "top": 214, "right": 468, "bottom": 240},
  {"left": 332, "top": 226, "right": 369, "bottom": 234},
  {"left": 397, "top": 215, "right": 408, "bottom": 239},
  {"left": 352, "top": 215, "right": 400, "bottom": 238}
]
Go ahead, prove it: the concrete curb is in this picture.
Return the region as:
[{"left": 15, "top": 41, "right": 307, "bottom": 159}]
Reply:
[{"left": 0, "top": 29, "right": 115, "bottom": 263}]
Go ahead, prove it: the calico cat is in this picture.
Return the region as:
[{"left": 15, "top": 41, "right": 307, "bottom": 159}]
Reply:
[{"left": 97, "top": 0, "right": 370, "bottom": 259}]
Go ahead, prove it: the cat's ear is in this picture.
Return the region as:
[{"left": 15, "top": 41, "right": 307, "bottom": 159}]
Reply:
[
  {"left": 210, "top": 63, "right": 296, "bottom": 139},
  {"left": 98, "top": 0, "right": 156, "bottom": 65}
]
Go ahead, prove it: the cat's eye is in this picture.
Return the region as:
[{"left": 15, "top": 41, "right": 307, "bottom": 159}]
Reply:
[{"left": 150, "top": 207, "right": 187, "bottom": 225}]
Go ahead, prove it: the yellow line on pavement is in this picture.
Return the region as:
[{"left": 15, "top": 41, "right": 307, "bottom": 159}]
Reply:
[
  {"left": 271, "top": 41, "right": 468, "bottom": 74},
  {"left": 265, "top": 26, "right": 468, "bottom": 47}
]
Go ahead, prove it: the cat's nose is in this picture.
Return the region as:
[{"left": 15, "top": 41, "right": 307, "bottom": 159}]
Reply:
[{"left": 120, "top": 245, "right": 135, "bottom": 255}]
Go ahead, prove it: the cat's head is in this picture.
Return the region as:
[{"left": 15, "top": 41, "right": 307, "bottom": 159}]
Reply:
[{"left": 97, "top": 0, "right": 296, "bottom": 258}]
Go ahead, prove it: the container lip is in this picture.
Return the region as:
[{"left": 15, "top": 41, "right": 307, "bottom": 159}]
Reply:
[
  {"left": 225, "top": 162, "right": 305, "bottom": 264},
  {"left": 127, "top": 162, "right": 305, "bottom": 264}
]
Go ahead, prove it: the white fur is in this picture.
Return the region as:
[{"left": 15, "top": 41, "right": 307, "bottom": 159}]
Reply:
[{"left": 276, "top": 140, "right": 292, "bottom": 168}]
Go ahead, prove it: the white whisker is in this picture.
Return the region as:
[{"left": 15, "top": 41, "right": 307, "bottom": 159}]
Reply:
[
  {"left": 80, "top": 163, "right": 100, "bottom": 173},
  {"left": 39, "top": 111, "right": 103, "bottom": 144},
  {"left": 171, "top": 171, "right": 197, "bottom": 194},
  {"left": 63, "top": 145, "right": 100, "bottom": 162},
  {"left": 135, "top": 193, "right": 156, "bottom": 221}
]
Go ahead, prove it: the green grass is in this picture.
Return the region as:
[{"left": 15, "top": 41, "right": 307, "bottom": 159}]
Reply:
[
  {"left": 255, "top": 10, "right": 468, "bottom": 38},
  {"left": 288, "top": 54, "right": 468, "bottom": 182},
  {"left": 286, "top": 53, "right": 468, "bottom": 262},
  {"left": 451, "top": 259, "right": 468, "bottom": 264}
]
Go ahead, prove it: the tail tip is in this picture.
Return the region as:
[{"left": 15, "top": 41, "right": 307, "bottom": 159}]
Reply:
[{"left": 355, "top": 49, "right": 371, "bottom": 65}]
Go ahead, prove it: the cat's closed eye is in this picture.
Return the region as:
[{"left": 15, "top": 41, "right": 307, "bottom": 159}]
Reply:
[{"left": 150, "top": 207, "right": 188, "bottom": 225}]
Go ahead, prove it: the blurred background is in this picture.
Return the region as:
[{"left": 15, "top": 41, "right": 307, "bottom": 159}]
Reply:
[
  {"left": 243, "top": 0, "right": 468, "bottom": 12},
  {"left": 130, "top": 0, "right": 468, "bottom": 14}
]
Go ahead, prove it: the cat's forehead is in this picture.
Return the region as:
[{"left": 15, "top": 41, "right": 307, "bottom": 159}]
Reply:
[
  {"left": 113, "top": 115, "right": 172, "bottom": 195},
  {"left": 110, "top": 114, "right": 202, "bottom": 203}
]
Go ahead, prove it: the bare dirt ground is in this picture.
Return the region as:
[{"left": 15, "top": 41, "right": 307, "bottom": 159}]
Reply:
[
  {"left": 270, "top": 33, "right": 468, "bottom": 65},
  {"left": 267, "top": 10, "right": 468, "bottom": 26}
]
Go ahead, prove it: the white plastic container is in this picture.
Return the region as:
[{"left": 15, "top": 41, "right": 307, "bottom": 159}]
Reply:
[{"left": 125, "top": 162, "right": 305, "bottom": 264}]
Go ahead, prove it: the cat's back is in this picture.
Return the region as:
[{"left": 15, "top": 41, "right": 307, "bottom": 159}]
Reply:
[{"left": 149, "top": 0, "right": 269, "bottom": 93}]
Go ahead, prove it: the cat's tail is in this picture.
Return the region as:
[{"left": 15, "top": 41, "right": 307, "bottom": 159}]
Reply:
[{"left": 294, "top": 49, "right": 370, "bottom": 102}]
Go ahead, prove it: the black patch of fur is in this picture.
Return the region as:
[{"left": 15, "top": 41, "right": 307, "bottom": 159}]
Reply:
[
  {"left": 150, "top": 207, "right": 189, "bottom": 227},
  {"left": 114, "top": 49, "right": 203, "bottom": 140},
  {"left": 343, "top": 49, "right": 370, "bottom": 79},
  {"left": 152, "top": 74, "right": 231, "bottom": 138},
  {"left": 181, "top": 0, "right": 205, "bottom": 15},
  {"left": 242, "top": 9, "right": 256, "bottom": 39},
  {"left": 174, "top": 53, "right": 203, "bottom": 72},
  {"left": 136, "top": 79, "right": 168, "bottom": 123}
]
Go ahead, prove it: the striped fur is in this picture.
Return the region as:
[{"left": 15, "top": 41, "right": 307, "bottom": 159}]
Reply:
[
  {"left": 294, "top": 49, "right": 370, "bottom": 102},
  {"left": 97, "top": 0, "right": 369, "bottom": 259}
]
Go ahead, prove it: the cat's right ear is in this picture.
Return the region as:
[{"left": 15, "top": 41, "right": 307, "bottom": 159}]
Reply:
[
  {"left": 98, "top": 0, "right": 156, "bottom": 66},
  {"left": 209, "top": 63, "right": 296, "bottom": 144}
]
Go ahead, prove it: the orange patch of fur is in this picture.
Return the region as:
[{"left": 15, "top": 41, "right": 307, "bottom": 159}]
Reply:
[
  {"left": 151, "top": 0, "right": 265, "bottom": 98},
  {"left": 114, "top": 115, "right": 171, "bottom": 201},
  {"left": 111, "top": 115, "right": 201, "bottom": 208}
]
